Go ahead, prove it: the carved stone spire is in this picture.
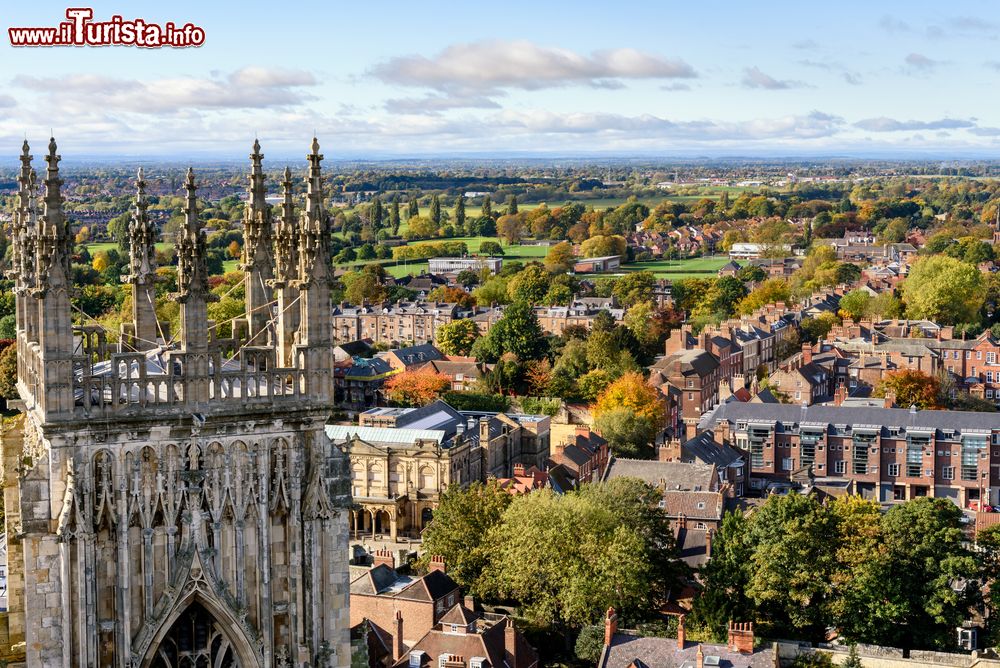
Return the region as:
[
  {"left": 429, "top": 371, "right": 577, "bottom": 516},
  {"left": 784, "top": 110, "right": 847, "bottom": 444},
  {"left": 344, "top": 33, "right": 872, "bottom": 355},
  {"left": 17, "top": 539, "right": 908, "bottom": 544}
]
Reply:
[
  {"left": 35, "top": 137, "right": 72, "bottom": 294},
  {"left": 33, "top": 138, "right": 75, "bottom": 417},
  {"left": 123, "top": 167, "right": 160, "bottom": 350},
  {"left": 271, "top": 166, "right": 300, "bottom": 365},
  {"left": 8, "top": 141, "right": 33, "bottom": 285},
  {"left": 295, "top": 138, "right": 335, "bottom": 399},
  {"left": 175, "top": 169, "right": 215, "bottom": 361},
  {"left": 241, "top": 139, "right": 274, "bottom": 343}
]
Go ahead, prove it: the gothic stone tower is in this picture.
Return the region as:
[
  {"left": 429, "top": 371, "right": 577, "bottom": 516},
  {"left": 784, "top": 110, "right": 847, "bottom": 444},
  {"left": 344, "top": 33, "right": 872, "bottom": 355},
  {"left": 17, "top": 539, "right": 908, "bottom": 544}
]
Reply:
[{"left": 1, "top": 139, "right": 351, "bottom": 667}]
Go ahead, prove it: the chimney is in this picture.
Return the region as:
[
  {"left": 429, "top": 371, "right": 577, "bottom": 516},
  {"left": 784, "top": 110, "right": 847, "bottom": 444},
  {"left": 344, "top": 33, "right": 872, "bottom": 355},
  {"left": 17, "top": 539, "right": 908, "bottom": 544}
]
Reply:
[
  {"left": 677, "top": 615, "right": 687, "bottom": 649},
  {"left": 697, "top": 644, "right": 705, "bottom": 668},
  {"left": 394, "top": 611, "right": 404, "bottom": 661},
  {"left": 677, "top": 513, "right": 687, "bottom": 530},
  {"left": 479, "top": 417, "right": 491, "bottom": 442},
  {"left": 658, "top": 438, "right": 681, "bottom": 462},
  {"left": 705, "top": 529, "right": 713, "bottom": 558},
  {"left": 429, "top": 555, "right": 446, "bottom": 574},
  {"left": 728, "top": 622, "right": 755, "bottom": 654},
  {"left": 374, "top": 547, "right": 395, "bottom": 569},
  {"left": 505, "top": 620, "right": 518, "bottom": 667},
  {"left": 801, "top": 342, "right": 812, "bottom": 366},
  {"left": 575, "top": 425, "right": 591, "bottom": 439},
  {"left": 604, "top": 607, "right": 618, "bottom": 647},
  {"left": 834, "top": 383, "right": 847, "bottom": 407},
  {"left": 464, "top": 594, "right": 476, "bottom": 610},
  {"left": 884, "top": 389, "right": 896, "bottom": 409},
  {"left": 513, "top": 463, "right": 525, "bottom": 477}
]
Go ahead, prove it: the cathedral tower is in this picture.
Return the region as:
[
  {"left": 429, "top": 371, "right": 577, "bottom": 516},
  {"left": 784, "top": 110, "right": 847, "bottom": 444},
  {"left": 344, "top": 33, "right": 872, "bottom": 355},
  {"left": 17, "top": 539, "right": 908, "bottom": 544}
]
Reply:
[
  {"left": 242, "top": 139, "right": 275, "bottom": 344},
  {"left": 2, "top": 139, "right": 351, "bottom": 668}
]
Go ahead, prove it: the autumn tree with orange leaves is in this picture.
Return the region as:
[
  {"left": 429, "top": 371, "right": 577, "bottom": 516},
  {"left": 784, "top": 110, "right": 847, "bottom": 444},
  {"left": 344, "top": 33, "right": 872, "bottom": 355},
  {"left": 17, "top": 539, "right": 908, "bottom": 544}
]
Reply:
[
  {"left": 384, "top": 367, "right": 452, "bottom": 407},
  {"left": 874, "top": 370, "right": 941, "bottom": 410}
]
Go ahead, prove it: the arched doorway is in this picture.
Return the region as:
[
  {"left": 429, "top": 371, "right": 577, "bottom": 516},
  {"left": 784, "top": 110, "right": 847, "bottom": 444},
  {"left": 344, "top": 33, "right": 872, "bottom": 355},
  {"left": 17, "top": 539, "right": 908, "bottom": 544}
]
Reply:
[
  {"left": 373, "top": 509, "right": 391, "bottom": 536},
  {"left": 421, "top": 507, "right": 434, "bottom": 528},
  {"left": 149, "top": 601, "right": 240, "bottom": 667}
]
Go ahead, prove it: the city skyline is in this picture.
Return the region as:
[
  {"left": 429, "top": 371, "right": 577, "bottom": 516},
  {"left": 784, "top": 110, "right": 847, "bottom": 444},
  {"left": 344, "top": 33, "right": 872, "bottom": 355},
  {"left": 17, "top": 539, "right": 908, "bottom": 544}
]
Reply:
[{"left": 1, "top": 1, "right": 999, "bottom": 158}]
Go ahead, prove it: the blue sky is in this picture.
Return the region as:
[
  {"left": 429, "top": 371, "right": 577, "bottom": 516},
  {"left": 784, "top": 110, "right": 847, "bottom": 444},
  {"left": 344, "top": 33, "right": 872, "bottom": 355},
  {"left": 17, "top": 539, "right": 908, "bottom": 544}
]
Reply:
[{"left": 2, "top": 1, "right": 999, "bottom": 158}]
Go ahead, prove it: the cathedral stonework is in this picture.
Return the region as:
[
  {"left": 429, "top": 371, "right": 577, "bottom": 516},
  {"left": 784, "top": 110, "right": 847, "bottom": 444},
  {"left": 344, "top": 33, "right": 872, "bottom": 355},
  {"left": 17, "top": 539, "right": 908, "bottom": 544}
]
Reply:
[{"left": 1, "top": 139, "right": 352, "bottom": 667}]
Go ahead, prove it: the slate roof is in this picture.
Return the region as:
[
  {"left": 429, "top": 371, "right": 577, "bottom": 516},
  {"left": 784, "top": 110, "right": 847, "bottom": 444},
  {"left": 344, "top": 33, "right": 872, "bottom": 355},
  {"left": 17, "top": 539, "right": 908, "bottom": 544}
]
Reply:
[
  {"left": 601, "top": 634, "right": 775, "bottom": 668},
  {"left": 708, "top": 401, "right": 1000, "bottom": 432},
  {"left": 652, "top": 348, "right": 720, "bottom": 378},
  {"left": 605, "top": 458, "right": 717, "bottom": 492},
  {"left": 681, "top": 432, "right": 743, "bottom": 469}
]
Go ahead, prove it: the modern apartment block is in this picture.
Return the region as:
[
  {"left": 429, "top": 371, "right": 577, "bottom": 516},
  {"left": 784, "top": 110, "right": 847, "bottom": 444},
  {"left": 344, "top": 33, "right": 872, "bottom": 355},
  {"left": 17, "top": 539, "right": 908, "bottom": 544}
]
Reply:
[{"left": 706, "top": 402, "right": 1000, "bottom": 507}]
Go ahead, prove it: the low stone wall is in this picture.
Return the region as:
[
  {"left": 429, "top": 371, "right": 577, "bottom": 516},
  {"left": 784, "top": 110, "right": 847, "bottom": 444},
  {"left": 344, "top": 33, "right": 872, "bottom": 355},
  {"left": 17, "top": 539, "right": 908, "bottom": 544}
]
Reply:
[{"left": 776, "top": 640, "right": 1000, "bottom": 668}]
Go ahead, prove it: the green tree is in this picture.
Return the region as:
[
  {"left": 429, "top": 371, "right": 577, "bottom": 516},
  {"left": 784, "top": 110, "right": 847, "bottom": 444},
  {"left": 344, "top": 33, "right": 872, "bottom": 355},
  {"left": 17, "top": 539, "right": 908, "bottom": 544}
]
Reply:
[
  {"left": 878, "top": 498, "right": 978, "bottom": 649},
  {"left": 429, "top": 195, "right": 441, "bottom": 225},
  {"left": 342, "top": 271, "right": 387, "bottom": 305},
  {"left": 838, "top": 289, "right": 873, "bottom": 320},
  {"left": 745, "top": 494, "right": 836, "bottom": 639},
  {"left": 736, "top": 278, "right": 791, "bottom": 315},
  {"left": 799, "top": 312, "right": 839, "bottom": 343},
  {"left": 407, "top": 196, "right": 419, "bottom": 219},
  {"left": 901, "top": 255, "right": 986, "bottom": 325},
  {"left": 507, "top": 265, "right": 548, "bottom": 303},
  {"left": 841, "top": 646, "right": 863, "bottom": 668},
  {"left": 507, "top": 194, "right": 518, "bottom": 215},
  {"left": 0, "top": 344, "right": 17, "bottom": 399},
  {"left": 419, "top": 481, "right": 513, "bottom": 595},
  {"left": 436, "top": 319, "right": 480, "bottom": 356},
  {"left": 477, "top": 301, "right": 546, "bottom": 363},
  {"left": 612, "top": 271, "right": 656, "bottom": 308},
  {"left": 575, "top": 625, "right": 605, "bottom": 663},
  {"left": 370, "top": 196, "right": 383, "bottom": 229},
  {"left": 390, "top": 195, "right": 401, "bottom": 235},
  {"left": 691, "top": 511, "right": 753, "bottom": 640},
  {"left": 544, "top": 241, "right": 575, "bottom": 274},
  {"left": 594, "top": 407, "right": 657, "bottom": 459},
  {"left": 0, "top": 314, "right": 15, "bottom": 339},
  {"left": 481, "top": 195, "right": 492, "bottom": 220},
  {"left": 454, "top": 194, "right": 466, "bottom": 233},
  {"left": 485, "top": 483, "right": 676, "bottom": 628},
  {"left": 479, "top": 240, "right": 504, "bottom": 256}
]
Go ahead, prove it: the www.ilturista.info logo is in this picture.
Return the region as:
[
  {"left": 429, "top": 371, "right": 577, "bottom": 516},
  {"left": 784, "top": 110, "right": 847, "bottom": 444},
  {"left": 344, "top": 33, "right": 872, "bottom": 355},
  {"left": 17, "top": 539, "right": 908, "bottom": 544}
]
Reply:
[{"left": 9, "top": 8, "right": 205, "bottom": 48}]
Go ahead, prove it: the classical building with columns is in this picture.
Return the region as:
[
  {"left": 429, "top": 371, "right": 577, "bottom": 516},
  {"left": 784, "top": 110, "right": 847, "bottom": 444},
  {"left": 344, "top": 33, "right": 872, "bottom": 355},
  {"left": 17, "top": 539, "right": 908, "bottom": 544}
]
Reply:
[{"left": 1, "top": 138, "right": 352, "bottom": 667}]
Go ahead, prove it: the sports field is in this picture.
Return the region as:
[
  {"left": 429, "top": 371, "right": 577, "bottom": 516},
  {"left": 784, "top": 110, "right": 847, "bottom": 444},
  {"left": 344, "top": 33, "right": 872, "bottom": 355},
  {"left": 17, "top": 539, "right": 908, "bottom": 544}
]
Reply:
[{"left": 619, "top": 256, "right": 728, "bottom": 278}]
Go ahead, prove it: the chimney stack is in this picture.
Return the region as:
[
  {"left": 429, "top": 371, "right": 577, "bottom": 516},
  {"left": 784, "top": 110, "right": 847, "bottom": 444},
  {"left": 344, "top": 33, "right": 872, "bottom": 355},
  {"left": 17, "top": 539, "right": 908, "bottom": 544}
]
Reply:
[
  {"left": 834, "top": 383, "right": 847, "bottom": 407},
  {"left": 505, "top": 620, "right": 518, "bottom": 667},
  {"left": 696, "top": 644, "right": 705, "bottom": 668},
  {"left": 728, "top": 621, "right": 755, "bottom": 654},
  {"left": 373, "top": 547, "right": 394, "bottom": 569},
  {"left": 513, "top": 463, "right": 525, "bottom": 477},
  {"left": 604, "top": 607, "right": 618, "bottom": 647},
  {"left": 884, "top": 389, "right": 896, "bottom": 409},
  {"left": 705, "top": 529, "right": 713, "bottom": 558},
  {"left": 394, "top": 611, "right": 404, "bottom": 661},
  {"left": 677, "top": 615, "right": 686, "bottom": 649},
  {"left": 429, "top": 555, "right": 446, "bottom": 574},
  {"left": 801, "top": 342, "right": 812, "bottom": 366}
]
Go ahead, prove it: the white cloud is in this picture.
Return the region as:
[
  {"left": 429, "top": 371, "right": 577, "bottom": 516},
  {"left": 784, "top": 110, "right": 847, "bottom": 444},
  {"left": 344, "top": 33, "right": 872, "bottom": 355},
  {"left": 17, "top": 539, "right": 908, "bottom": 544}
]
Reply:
[
  {"left": 369, "top": 40, "right": 697, "bottom": 97},
  {"left": 903, "top": 53, "right": 940, "bottom": 70},
  {"left": 12, "top": 67, "right": 318, "bottom": 114},
  {"left": 741, "top": 66, "right": 806, "bottom": 90},
  {"left": 384, "top": 94, "right": 502, "bottom": 115},
  {"left": 854, "top": 117, "right": 975, "bottom": 131}
]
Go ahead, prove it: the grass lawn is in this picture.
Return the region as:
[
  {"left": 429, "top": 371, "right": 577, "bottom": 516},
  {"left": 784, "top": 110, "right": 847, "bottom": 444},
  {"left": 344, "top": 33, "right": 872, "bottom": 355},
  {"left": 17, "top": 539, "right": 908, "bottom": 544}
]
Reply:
[
  {"left": 87, "top": 241, "right": 173, "bottom": 255},
  {"left": 386, "top": 262, "right": 428, "bottom": 278},
  {"left": 620, "top": 255, "right": 729, "bottom": 278}
]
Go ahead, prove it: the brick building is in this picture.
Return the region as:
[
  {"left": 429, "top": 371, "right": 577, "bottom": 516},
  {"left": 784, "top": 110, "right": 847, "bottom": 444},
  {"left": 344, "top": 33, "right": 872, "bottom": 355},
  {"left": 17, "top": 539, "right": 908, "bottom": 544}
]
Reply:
[
  {"left": 707, "top": 402, "right": 1000, "bottom": 506},
  {"left": 649, "top": 349, "right": 722, "bottom": 439}
]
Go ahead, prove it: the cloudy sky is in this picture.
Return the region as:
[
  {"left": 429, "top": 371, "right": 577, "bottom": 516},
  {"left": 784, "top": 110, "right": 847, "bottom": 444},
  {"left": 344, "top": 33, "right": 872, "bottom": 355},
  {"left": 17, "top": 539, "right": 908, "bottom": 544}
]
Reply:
[{"left": 2, "top": 1, "right": 999, "bottom": 159}]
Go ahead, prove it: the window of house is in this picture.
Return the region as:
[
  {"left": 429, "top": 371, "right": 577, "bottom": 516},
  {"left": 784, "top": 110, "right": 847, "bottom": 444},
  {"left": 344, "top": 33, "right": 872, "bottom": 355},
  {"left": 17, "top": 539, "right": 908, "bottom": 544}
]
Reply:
[
  {"left": 695, "top": 522, "right": 707, "bottom": 530},
  {"left": 834, "top": 460, "right": 845, "bottom": 474},
  {"left": 990, "top": 352, "right": 997, "bottom": 365},
  {"left": 978, "top": 351, "right": 983, "bottom": 360},
  {"left": 989, "top": 390, "right": 995, "bottom": 399},
  {"left": 942, "top": 466, "right": 955, "bottom": 480},
  {"left": 888, "top": 463, "right": 900, "bottom": 477}
]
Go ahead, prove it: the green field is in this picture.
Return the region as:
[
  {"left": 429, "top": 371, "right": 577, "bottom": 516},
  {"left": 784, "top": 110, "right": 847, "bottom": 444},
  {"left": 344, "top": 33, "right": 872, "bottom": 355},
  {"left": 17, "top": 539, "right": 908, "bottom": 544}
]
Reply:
[
  {"left": 87, "top": 241, "right": 172, "bottom": 255},
  {"left": 386, "top": 262, "right": 429, "bottom": 278},
  {"left": 619, "top": 256, "right": 728, "bottom": 278}
]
